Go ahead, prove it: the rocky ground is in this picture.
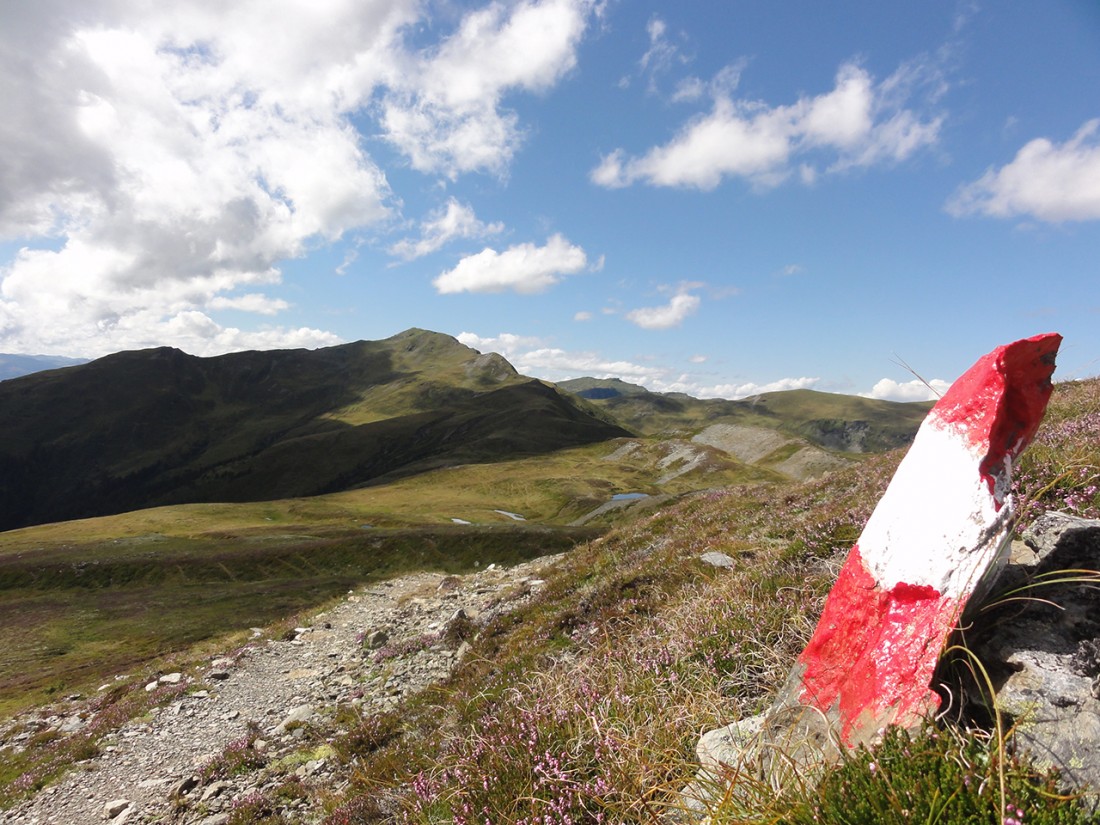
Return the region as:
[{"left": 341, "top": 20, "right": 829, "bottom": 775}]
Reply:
[{"left": 1, "top": 555, "right": 562, "bottom": 825}]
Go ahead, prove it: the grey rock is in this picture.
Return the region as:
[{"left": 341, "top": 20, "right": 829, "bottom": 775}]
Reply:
[
  {"left": 104, "top": 798, "right": 131, "bottom": 818},
  {"left": 273, "top": 704, "right": 314, "bottom": 735},
  {"left": 967, "top": 513, "right": 1100, "bottom": 804},
  {"left": 1024, "top": 511, "right": 1100, "bottom": 563},
  {"left": 696, "top": 714, "right": 764, "bottom": 772},
  {"left": 437, "top": 575, "right": 461, "bottom": 592},
  {"left": 201, "top": 780, "right": 231, "bottom": 802},
  {"left": 170, "top": 775, "right": 199, "bottom": 798},
  {"left": 699, "top": 551, "right": 735, "bottom": 568}
]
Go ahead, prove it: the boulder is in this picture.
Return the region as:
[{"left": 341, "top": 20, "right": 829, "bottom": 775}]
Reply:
[
  {"left": 699, "top": 552, "right": 734, "bottom": 569},
  {"left": 963, "top": 512, "right": 1100, "bottom": 803},
  {"left": 104, "top": 798, "right": 131, "bottom": 819},
  {"left": 273, "top": 703, "right": 314, "bottom": 735}
]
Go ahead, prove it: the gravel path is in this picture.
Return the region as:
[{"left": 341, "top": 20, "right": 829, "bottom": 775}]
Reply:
[{"left": 2, "top": 555, "right": 560, "bottom": 825}]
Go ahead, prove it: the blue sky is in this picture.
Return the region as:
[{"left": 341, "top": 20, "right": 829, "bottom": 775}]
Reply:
[{"left": 1, "top": 1, "right": 1097, "bottom": 400}]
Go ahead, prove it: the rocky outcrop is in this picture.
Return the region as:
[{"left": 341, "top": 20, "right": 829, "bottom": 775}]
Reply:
[{"left": 963, "top": 512, "right": 1100, "bottom": 802}]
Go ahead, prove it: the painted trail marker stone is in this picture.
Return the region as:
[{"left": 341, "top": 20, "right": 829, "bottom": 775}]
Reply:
[
  {"left": 692, "top": 334, "right": 1063, "bottom": 797},
  {"left": 765, "top": 332, "right": 1062, "bottom": 752}
]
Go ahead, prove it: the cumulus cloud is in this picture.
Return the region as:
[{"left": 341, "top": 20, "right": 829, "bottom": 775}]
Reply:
[
  {"left": 519, "top": 347, "right": 664, "bottom": 382},
  {"left": 635, "top": 15, "right": 690, "bottom": 93},
  {"left": 574, "top": 310, "right": 593, "bottom": 321},
  {"left": 433, "top": 234, "right": 589, "bottom": 294},
  {"left": 0, "top": 0, "right": 409, "bottom": 355},
  {"left": 591, "top": 61, "right": 943, "bottom": 191},
  {"left": 861, "top": 377, "right": 950, "bottom": 402},
  {"left": 663, "top": 375, "right": 820, "bottom": 400},
  {"left": 457, "top": 330, "right": 546, "bottom": 356},
  {"left": 625, "top": 285, "right": 701, "bottom": 329},
  {"left": 380, "top": 0, "right": 593, "bottom": 178},
  {"left": 946, "top": 119, "right": 1100, "bottom": 222},
  {"left": 0, "top": 0, "right": 597, "bottom": 356},
  {"left": 457, "top": 329, "right": 664, "bottom": 384},
  {"left": 389, "top": 198, "right": 504, "bottom": 260},
  {"left": 670, "top": 62, "right": 744, "bottom": 104},
  {"left": 208, "top": 294, "right": 290, "bottom": 315},
  {"left": 455, "top": 327, "right": 824, "bottom": 400}
]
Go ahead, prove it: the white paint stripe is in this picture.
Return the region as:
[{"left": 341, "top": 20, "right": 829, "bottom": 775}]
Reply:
[{"left": 857, "top": 419, "right": 1014, "bottom": 597}]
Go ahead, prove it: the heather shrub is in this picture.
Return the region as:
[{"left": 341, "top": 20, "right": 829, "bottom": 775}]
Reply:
[
  {"left": 1014, "top": 378, "right": 1100, "bottom": 527},
  {"left": 778, "top": 724, "right": 1093, "bottom": 825},
  {"left": 199, "top": 722, "right": 266, "bottom": 782}
]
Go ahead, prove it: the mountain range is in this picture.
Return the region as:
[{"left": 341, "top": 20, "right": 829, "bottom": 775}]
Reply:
[
  {"left": 0, "top": 329, "right": 928, "bottom": 532},
  {"left": 0, "top": 353, "right": 86, "bottom": 381}
]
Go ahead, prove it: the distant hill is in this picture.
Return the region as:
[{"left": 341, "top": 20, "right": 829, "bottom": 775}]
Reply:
[
  {"left": 0, "top": 330, "right": 630, "bottom": 532},
  {"left": 0, "top": 354, "right": 86, "bottom": 381},
  {"left": 556, "top": 377, "right": 931, "bottom": 481},
  {"left": 556, "top": 377, "right": 930, "bottom": 451}
]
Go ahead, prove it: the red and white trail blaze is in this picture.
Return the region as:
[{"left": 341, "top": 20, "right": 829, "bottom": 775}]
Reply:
[{"left": 793, "top": 333, "right": 1061, "bottom": 745}]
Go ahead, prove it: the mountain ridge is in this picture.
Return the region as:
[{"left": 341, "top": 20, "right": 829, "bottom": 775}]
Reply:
[
  {"left": 0, "top": 330, "right": 628, "bottom": 532},
  {"left": 557, "top": 376, "right": 932, "bottom": 453},
  {"left": 0, "top": 329, "right": 930, "bottom": 533}
]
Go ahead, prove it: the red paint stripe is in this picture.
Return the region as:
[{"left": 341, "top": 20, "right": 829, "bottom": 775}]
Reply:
[
  {"left": 797, "top": 546, "right": 958, "bottom": 743},
  {"left": 929, "top": 333, "right": 1060, "bottom": 501}
]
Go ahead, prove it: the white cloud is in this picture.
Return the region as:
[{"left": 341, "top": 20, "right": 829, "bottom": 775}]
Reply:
[
  {"left": 637, "top": 15, "right": 686, "bottom": 94},
  {"left": 671, "top": 76, "right": 706, "bottom": 103},
  {"left": 591, "top": 61, "right": 942, "bottom": 191},
  {"left": 776, "top": 263, "right": 805, "bottom": 277},
  {"left": 671, "top": 62, "right": 745, "bottom": 104},
  {"left": 457, "top": 330, "right": 546, "bottom": 357},
  {"left": 433, "top": 234, "right": 589, "bottom": 294},
  {"left": 662, "top": 376, "right": 820, "bottom": 400},
  {"left": 0, "top": 0, "right": 595, "bottom": 357},
  {"left": 860, "top": 377, "right": 950, "bottom": 402},
  {"left": 455, "top": 327, "right": 826, "bottom": 401},
  {"left": 456, "top": 329, "right": 664, "bottom": 384},
  {"left": 626, "top": 286, "right": 702, "bottom": 329},
  {"left": 518, "top": 347, "right": 666, "bottom": 384},
  {"left": 946, "top": 119, "right": 1100, "bottom": 222},
  {"left": 574, "top": 310, "right": 593, "bottom": 321},
  {"left": 0, "top": 0, "right": 413, "bottom": 356},
  {"left": 389, "top": 198, "right": 504, "bottom": 260},
  {"left": 335, "top": 246, "right": 359, "bottom": 276},
  {"left": 380, "top": 0, "right": 594, "bottom": 178},
  {"left": 208, "top": 294, "right": 290, "bottom": 315},
  {"left": 639, "top": 17, "right": 672, "bottom": 72}
]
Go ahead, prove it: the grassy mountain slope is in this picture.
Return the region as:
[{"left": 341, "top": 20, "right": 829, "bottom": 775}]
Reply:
[
  {"left": 558, "top": 377, "right": 931, "bottom": 451},
  {"left": 314, "top": 376, "right": 1099, "bottom": 823},
  {"left": 2, "top": 375, "right": 1095, "bottom": 818},
  {"left": 0, "top": 429, "right": 777, "bottom": 713},
  {"left": 0, "top": 330, "right": 630, "bottom": 532}
]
